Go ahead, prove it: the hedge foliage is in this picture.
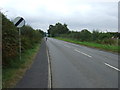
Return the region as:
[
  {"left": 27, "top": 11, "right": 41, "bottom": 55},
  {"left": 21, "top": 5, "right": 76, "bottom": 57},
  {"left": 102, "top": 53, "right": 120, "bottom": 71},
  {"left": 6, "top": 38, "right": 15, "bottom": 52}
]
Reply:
[
  {"left": 2, "top": 13, "right": 43, "bottom": 67},
  {"left": 59, "top": 30, "right": 119, "bottom": 45},
  {"left": 47, "top": 23, "right": 119, "bottom": 46}
]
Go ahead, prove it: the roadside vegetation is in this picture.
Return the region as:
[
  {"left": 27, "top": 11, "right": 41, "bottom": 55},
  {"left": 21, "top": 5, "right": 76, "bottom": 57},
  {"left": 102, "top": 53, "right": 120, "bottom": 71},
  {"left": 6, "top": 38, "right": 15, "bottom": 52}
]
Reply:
[
  {"left": 2, "top": 13, "right": 44, "bottom": 88},
  {"left": 55, "top": 37, "right": 119, "bottom": 53},
  {"left": 2, "top": 44, "right": 40, "bottom": 88},
  {"left": 48, "top": 22, "right": 120, "bottom": 53}
]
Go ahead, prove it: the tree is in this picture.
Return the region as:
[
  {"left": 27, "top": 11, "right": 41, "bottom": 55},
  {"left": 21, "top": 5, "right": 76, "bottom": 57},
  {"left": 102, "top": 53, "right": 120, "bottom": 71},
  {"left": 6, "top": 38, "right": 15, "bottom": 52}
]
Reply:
[
  {"left": 79, "top": 29, "right": 91, "bottom": 41},
  {"left": 92, "top": 30, "right": 100, "bottom": 41},
  {"left": 47, "top": 22, "right": 69, "bottom": 37}
]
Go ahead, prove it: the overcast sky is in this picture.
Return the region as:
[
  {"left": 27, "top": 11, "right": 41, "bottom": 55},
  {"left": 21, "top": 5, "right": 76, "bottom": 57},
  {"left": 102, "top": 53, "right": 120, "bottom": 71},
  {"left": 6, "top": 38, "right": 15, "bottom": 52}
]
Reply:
[{"left": 0, "top": 0, "right": 119, "bottom": 32}]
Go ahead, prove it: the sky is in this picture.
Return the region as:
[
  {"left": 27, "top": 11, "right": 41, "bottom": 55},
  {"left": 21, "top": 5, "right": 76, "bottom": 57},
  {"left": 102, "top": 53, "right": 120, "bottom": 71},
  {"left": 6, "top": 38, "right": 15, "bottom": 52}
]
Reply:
[{"left": 0, "top": 0, "right": 119, "bottom": 32}]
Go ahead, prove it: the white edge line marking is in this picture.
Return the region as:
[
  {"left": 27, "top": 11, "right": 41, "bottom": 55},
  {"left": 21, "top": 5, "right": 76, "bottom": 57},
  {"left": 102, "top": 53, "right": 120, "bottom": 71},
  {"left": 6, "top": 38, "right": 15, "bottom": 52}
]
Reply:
[
  {"left": 64, "top": 45, "right": 71, "bottom": 48},
  {"left": 65, "top": 42, "right": 80, "bottom": 47},
  {"left": 46, "top": 46, "right": 51, "bottom": 88},
  {"left": 74, "top": 49, "right": 92, "bottom": 58},
  {"left": 104, "top": 63, "right": 120, "bottom": 71}
]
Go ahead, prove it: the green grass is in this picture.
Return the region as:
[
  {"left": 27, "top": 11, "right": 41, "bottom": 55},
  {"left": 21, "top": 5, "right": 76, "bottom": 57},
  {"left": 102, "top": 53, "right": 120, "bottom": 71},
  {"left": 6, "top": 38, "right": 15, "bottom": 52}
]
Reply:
[
  {"left": 2, "top": 43, "right": 41, "bottom": 88},
  {"left": 55, "top": 37, "right": 120, "bottom": 53}
]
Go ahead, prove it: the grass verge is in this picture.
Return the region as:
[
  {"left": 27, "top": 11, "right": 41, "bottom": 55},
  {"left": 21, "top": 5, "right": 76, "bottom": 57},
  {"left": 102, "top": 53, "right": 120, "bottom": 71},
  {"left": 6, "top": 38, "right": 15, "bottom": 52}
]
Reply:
[
  {"left": 2, "top": 43, "right": 41, "bottom": 88},
  {"left": 55, "top": 37, "right": 119, "bottom": 53}
]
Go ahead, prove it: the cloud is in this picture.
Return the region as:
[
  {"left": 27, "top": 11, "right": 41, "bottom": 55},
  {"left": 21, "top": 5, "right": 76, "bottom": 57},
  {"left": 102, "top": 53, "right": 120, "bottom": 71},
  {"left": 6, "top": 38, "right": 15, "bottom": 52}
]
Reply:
[{"left": 0, "top": 0, "right": 118, "bottom": 32}]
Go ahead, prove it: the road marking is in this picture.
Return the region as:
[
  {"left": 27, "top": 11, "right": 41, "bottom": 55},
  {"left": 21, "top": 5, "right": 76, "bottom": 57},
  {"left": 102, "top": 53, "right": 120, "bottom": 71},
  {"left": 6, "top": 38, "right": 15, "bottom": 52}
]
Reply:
[
  {"left": 104, "top": 63, "right": 120, "bottom": 71},
  {"left": 74, "top": 49, "right": 92, "bottom": 58},
  {"left": 64, "top": 45, "right": 71, "bottom": 48},
  {"left": 46, "top": 46, "right": 52, "bottom": 88},
  {"left": 64, "top": 42, "right": 79, "bottom": 47}
]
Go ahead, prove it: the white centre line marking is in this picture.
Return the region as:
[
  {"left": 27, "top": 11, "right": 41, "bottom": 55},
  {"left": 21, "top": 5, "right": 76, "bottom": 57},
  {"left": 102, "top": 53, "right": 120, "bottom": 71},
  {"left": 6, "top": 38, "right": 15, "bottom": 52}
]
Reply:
[
  {"left": 104, "top": 63, "right": 120, "bottom": 71},
  {"left": 74, "top": 49, "right": 92, "bottom": 58}
]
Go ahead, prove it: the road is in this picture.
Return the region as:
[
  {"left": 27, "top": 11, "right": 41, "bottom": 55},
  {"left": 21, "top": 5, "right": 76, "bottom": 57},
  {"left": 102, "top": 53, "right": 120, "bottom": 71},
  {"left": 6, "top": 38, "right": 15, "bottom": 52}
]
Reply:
[{"left": 46, "top": 38, "right": 118, "bottom": 88}]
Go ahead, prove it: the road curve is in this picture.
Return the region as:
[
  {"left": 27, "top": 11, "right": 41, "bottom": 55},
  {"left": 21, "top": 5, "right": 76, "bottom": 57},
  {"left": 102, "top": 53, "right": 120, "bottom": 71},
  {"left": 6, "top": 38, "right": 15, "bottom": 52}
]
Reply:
[{"left": 46, "top": 38, "right": 118, "bottom": 88}]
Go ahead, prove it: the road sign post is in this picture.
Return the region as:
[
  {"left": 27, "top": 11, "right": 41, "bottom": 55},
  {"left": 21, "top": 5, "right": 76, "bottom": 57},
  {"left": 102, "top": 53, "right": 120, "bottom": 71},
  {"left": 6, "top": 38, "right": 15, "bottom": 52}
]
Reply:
[
  {"left": 13, "top": 17, "right": 25, "bottom": 60},
  {"left": 19, "top": 28, "right": 21, "bottom": 60}
]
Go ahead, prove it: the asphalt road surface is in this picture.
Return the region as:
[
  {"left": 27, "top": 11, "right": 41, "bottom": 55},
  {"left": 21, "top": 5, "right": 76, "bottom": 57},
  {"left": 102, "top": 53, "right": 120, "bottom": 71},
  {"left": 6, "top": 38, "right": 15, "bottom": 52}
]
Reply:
[
  {"left": 15, "top": 40, "right": 48, "bottom": 88},
  {"left": 46, "top": 38, "right": 118, "bottom": 88}
]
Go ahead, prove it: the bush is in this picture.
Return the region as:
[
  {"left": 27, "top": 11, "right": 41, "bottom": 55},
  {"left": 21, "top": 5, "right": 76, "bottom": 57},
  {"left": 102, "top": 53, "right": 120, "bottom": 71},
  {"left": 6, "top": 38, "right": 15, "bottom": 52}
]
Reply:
[
  {"left": 101, "top": 39, "right": 116, "bottom": 45},
  {"left": 2, "top": 14, "right": 43, "bottom": 68},
  {"left": 2, "top": 13, "right": 19, "bottom": 67}
]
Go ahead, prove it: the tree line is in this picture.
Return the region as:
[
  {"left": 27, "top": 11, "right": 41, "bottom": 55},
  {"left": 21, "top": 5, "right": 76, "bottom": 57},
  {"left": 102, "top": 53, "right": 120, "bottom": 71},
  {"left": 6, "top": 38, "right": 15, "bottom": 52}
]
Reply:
[
  {"left": 2, "top": 13, "right": 44, "bottom": 67},
  {"left": 48, "top": 22, "right": 69, "bottom": 37},
  {"left": 48, "top": 22, "right": 119, "bottom": 45}
]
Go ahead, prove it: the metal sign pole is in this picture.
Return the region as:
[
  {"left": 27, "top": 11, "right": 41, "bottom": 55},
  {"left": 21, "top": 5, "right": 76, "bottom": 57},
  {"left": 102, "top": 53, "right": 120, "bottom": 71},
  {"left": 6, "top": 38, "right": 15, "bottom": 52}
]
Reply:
[
  {"left": 19, "top": 28, "right": 21, "bottom": 61},
  {"left": 13, "top": 17, "right": 25, "bottom": 61}
]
